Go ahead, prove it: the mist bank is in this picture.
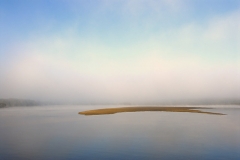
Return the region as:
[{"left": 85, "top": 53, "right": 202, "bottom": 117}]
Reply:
[{"left": 0, "top": 98, "right": 239, "bottom": 107}]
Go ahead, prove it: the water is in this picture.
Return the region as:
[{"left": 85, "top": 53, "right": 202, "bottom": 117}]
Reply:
[{"left": 0, "top": 105, "right": 240, "bottom": 160}]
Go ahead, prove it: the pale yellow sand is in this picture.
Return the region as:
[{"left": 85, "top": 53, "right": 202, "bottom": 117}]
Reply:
[{"left": 79, "top": 107, "right": 225, "bottom": 115}]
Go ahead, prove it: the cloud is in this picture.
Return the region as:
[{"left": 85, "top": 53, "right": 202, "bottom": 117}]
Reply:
[
  {"left": 204, "top": 10, "right": 240, "bottom": 42},
  {"left": 143, "top": 8, "right": 240, "bottom": 64},
  {"left": 100, "top": 0, "right": 187, "bottom": 18}
]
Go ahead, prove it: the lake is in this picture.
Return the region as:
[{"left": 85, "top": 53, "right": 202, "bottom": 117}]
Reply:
[{"left": 0, "top": 105, "right": 240, "bottom": 160}]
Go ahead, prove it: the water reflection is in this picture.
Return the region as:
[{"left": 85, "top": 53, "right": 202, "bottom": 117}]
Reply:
[{"left": 0, "top": 106, "right": 239, "bottom": 160}]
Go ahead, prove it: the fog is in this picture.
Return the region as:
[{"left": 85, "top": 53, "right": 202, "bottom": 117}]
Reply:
[{"left": 0, "top": 53, "right": 239, "bottom": 104}]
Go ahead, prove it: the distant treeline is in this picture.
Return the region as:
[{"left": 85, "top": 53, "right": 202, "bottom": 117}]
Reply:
[
  {"left": 0, "top": 98, "right": 239, "bottom": 108},
  {"left": 0, "top": 99, "right": 40, "bottom": 107}
]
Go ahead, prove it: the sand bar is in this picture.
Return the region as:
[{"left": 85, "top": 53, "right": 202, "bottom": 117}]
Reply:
[{"left": 79, "top": 107, "right": 225, "bottom": 115}]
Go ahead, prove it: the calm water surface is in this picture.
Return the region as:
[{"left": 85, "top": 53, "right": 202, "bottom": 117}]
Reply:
[{"left": 0, "top": 105, "right": 240, "bottom": 160}]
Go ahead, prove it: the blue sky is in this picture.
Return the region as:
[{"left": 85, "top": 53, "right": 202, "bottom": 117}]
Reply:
[{"left": 0, "top": 0, "right": 239, "bottom": 103}]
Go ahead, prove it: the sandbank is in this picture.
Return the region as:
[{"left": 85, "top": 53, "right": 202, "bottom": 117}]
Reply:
[{"left": 79, "top": 107, "right": 225, "bottom": 115}]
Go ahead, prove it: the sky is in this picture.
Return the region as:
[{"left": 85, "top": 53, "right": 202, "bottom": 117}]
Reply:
[{"left": 0, "top": 0, "right": 240, "bottom": 104}]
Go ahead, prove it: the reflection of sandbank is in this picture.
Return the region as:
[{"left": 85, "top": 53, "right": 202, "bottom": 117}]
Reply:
[{"left": 79, "top": 107, "right": 225, "bottom": 116}]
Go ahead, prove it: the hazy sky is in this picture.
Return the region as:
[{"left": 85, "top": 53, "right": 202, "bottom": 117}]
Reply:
[{"left": 0, "top": 0, "right": 239, "bottom": 103}]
